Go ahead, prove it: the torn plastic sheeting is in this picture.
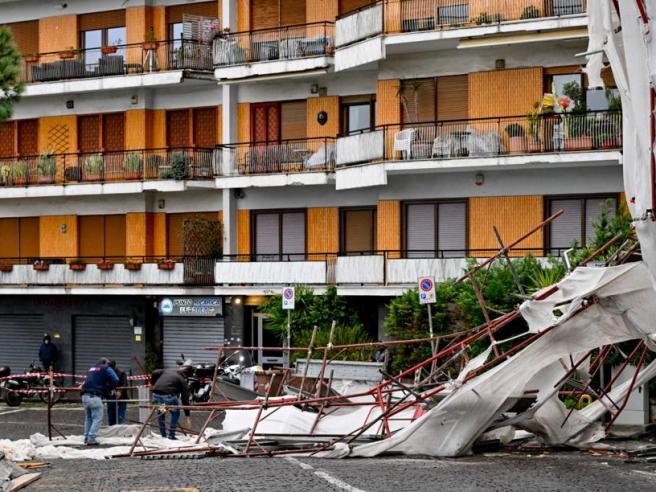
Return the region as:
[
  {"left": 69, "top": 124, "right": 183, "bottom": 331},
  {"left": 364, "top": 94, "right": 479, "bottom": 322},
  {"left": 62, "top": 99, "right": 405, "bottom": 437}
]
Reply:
[{"left": 346, "top": 263, "right": 656, "bottom": 458}]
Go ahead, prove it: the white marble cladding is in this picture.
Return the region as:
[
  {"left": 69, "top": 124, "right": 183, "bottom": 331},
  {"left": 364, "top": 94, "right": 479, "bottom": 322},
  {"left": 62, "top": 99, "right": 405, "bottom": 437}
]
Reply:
[
  {"left": 336, "top": 130, "right": 384, "bottom": 166},
  {"left": 336, "top": 3, "right": 383, "bottom": 47},
  {"left": 215, "top": 260, "right": 327, "bottom": 284},
  {"left": 386, "top": 258, "right": 470, "bottom": 284},
  {"left": 336, "top": 255, "right": 385, "bottom": 284}
]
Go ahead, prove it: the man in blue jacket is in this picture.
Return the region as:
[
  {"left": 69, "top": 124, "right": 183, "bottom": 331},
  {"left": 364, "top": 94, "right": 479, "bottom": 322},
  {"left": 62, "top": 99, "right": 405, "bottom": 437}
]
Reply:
[{"left": 80, "top": 358, "right": 118, "bottom": 445}]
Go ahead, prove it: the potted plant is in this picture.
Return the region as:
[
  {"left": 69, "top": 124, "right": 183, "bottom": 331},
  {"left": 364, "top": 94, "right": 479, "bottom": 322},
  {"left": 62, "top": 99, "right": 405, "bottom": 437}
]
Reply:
[
  {"left": 472, "top": 12, "right": 503, "bottom": 25},
  {"left": 157, "top": 258, "right": 176, "bottom": 270},
  {"left": 37, "top": 150, "right": 57, "bottom": 184},
  {"left": 0, "top": 264, "right": 13, "bottom": 273},
  {"left": 97, "top": 260, "right": 114, "bottom": 271},
  {"left": 526, "top": 102, "right": 542, "bottom": 153},
  {"left": 123, "top": 152, "right": 143, "bottom": 180},
  {"left": 33, "top": 260, "right": 49, "bottom": 271},
  {"left": 168, "top": 151, "right": 189, "bottom": 180},
  {"left": 84, "top": 154, "right": 104, "bottom": 181},
  {"left": 101, "top": 39, "right": 120, "bottom": 55},
  {"left": 505, "top": 123, "right": 526, "bottom": 154},
  {"left": 520, "top": 5, "right": 541, "bottom": 20},
  {"left": 59, "top": 46, "right": 76, "bottom": 60},
  {"left": 12, "top": 160, "right": 28, "bottom": 186},
  {"left": 0, "top": 164, "right": 10, "bottom": 186},
  {"left": 144, "top": 29, "right": 158, "bottom": 51},
  {"left": 124, "top": 261, "right": 142, "bottom": 271},
  {"left": 565, "top": 114, "right": 593, "bottom": 151},
  {"left": 24, "top": 52, "right": 39, "bottom": 63},
  {"left": 69, "top": 259, "right": 87, "bottom": 271}
]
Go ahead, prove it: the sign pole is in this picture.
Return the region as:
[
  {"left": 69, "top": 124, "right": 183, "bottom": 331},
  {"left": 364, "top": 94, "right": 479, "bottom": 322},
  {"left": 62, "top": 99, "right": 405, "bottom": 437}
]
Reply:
[
  {"left": 418, "top": 276, "right": 437, "bottom": 356},
  {"left": 286, "top": 309, "right": 291, "bottom": 368},
  {"left": 282, "top": 287, "right": 295, "bottom": 369},
  {"left": 427, "top": 303, "right": 435, "bottom": 354}
]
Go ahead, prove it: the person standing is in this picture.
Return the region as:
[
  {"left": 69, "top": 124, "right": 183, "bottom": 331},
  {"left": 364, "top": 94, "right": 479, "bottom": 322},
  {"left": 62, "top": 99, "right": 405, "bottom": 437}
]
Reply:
[
  {"left": 80, "top": 358, "right": 118, "bottom": 445},
  {"left": 151, "top": 366, "right": 192, "bottom": 440},
  {"left": 38, "top": 334, "right": 58, "bottom": 372},
  {"left": 106, "top": 360, "right": 128, "bottom": 426}
]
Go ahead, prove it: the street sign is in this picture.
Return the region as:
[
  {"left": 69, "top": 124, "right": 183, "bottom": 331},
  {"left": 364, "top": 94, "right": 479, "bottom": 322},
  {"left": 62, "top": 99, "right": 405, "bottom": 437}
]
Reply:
[
  {"left": 282, "top": 286, "right": 295, "bottom": 310},
  {"left": 418, "top": 276, "right": 436, "bottom": 304}
]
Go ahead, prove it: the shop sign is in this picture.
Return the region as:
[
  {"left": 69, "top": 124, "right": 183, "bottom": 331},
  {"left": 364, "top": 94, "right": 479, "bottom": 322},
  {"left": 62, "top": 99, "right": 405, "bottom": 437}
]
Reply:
[{"left": 159, "top": 297, "right": 223, "bottom": 317}]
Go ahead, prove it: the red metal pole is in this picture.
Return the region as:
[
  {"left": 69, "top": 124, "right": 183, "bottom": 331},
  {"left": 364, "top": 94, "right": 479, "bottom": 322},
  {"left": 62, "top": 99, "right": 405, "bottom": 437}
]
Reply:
[{"left": 605, "top": 344, "right": 649, "bottom": 430}]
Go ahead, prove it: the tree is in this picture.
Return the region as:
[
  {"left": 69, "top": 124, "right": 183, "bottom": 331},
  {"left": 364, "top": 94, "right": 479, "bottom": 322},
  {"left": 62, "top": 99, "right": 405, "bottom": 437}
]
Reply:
[{"left": 0, "top": 27, "right": 25, "bottom": 123}]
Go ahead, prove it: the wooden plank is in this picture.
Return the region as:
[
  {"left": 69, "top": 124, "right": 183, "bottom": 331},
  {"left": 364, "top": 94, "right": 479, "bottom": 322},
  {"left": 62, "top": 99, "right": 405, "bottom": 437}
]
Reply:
[{"left": 9, "top": 472, "right": 42, "bottom": 492}]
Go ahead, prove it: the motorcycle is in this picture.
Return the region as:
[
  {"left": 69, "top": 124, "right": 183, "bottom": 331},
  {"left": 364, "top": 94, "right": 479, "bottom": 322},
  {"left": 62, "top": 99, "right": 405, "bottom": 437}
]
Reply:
[{"left": 0, "top": 361, "right": 62, "bottom": 407}]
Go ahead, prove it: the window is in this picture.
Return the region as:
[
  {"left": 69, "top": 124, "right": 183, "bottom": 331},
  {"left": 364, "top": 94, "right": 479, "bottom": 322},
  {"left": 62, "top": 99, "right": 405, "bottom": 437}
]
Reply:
[
  {"left": 341, "top": 208, "right": 376, "bottom": 254},
  {"left": 404, "top": 201, "right": 467, "bottom": 258},
  {"left": 81, "top": 26, "right": 126, "bottom": 68},
  {"left": 437, "top": 4, "right": 469, "bottom": 24},
  {"left": 252, "top": 210, "right": 306, "bottom": 260},
  {"left": 341, "top": 96, "right": 375, "bottom": 135},
  {"left": 547, "top": 196, "right": 618, "bottom": 254},
  {"left": 545, "top": 70, "right": 620, "bottom": 112}
]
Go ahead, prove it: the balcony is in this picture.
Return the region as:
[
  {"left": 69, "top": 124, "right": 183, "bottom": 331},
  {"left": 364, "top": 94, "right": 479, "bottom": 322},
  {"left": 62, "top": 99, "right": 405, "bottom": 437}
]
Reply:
[
  {"left": 213, "top": 22, "right": 334, "bottom": 81},
  {"left": 335, "top": 111, "right": 622, "bottom": 188},
  {"left": 216, "top": 137, "right": 335, "bottom": 181},
  {"left": 0, "top": 256, "right": 216, "bottom": 289},
  {"left": 336, "top": 0, "right": 587, "bottom": 48},
  {"left": 0, "top": 148, "right": 216, "bottom": 192}
]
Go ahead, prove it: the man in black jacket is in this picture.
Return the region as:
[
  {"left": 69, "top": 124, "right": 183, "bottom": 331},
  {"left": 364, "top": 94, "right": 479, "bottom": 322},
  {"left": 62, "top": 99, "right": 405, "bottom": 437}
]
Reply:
[
  {"left": 38, "top": 334, "right": 58, "bottom": 372},
  {"left": 151, "top": 367, "right": 191, "bottom": 439},
  {"left": 107, "top": 360, "right": 128, "bottom": 426}
]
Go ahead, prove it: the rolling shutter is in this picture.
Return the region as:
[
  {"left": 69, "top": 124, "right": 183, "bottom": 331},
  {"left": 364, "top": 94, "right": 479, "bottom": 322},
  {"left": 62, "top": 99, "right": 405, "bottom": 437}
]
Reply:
[
  {"left": 17, "top": 119, "right": 38, "bottom": 156},
  {"left": 343, "top": 209, "right": 375, "bottom": 254},
  {"left": 0, "top": 122, "right": 14, "bottom": 158},
  {"left": 74, "top": 316, "right": 134, "bottom": 375},
  {"left": 437, "top": 75, "right": 468, "bottom": 122},
  {"left": 281, "top": 101, "right": 307, "bottom": 140},
  {"left": 282, "top": 212, "right": 305, "bottom": 260},
  {"left": 406, "top": 203, "right": 435, "bottom": 258},
  {"left": 438, "top": 202, "right": 466, "bottom": 257},
  {"left": 167, "top": 110, "right": 190, "bottom": 147},
  {"left": 78, "top": 10, "right": 126, "bottom": 31},
  {"left": 0, "top": 218, "right": 19, "bottom": 259},
  {"left": 163, "top": 317, "right": 224, "bottom": 368},
  {"left": 103, "top": 113, "right": 125, "bottom": 152},
  {"left": 105, "top": 215, "right": 126, "bottom": 258},
  {"left": 5, "top": 21, "right": 39, "bottom": 55},
  {"left": 78, "top": 115, "right": 101, "bottom": 153},
  {"left": 255, "top": 213, "right": 280, "bottom": 258},
  {"left": 19, "top": 217, "right": 40, "bottom": 259},
  {"left": 193, "top": 107, "right": 217, "bottom": 148},
  {"left": 252, "top": 0, "right": 280, "bottom": 30},
  {"left": 281, "top": 0, "right": 306, "bottom": 27},
  {"left": 549, "top": 199, "right": 582, "bottom": 252},
  {"left": 0, "top": 315, "right": 45, "bottom": 372},
  {"left": 79, "top": 216, "right": 105, "bottom": 260}
]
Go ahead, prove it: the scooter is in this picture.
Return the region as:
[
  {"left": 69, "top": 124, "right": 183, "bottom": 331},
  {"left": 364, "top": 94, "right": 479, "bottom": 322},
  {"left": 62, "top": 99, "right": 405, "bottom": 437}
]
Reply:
[
  {"left": 177, "top": 354, "right": 216, "bottom": 404},
  {"left": 0, "top": 362, "right": 61, "bottom": 407}
]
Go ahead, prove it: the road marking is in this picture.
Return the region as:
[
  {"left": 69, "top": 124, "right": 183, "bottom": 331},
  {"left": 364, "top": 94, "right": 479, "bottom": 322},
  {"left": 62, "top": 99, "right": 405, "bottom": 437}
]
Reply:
[
  {"left": 0, "top": 409, "right": 25, "bottom": 416},
  {"left": 633, "top": 470, "right": 656, "bottom": 478},
  {"left": 286, "top": 457, "right": 366, "bottom": 492}
]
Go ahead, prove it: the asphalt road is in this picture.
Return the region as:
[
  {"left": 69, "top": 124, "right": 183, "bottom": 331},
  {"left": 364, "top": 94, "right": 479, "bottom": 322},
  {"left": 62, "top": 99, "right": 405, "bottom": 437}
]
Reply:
[{"left": 2, "top": 404, "right": 656, "bottom": 492}]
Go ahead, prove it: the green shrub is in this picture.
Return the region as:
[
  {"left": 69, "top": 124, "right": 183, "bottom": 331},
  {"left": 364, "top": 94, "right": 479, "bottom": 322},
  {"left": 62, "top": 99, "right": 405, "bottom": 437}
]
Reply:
[
  {"left": 505, "top": 123, "right": 525, "bottom": 137},
  {"left": 84, "top": 154, "right": 104, "bottom": 175},
  {"left": 124, "top": 152, "right": 143, "bottom": 174},
  {"left": 520, "top": 5, "right": 540, "bottom": 19},
  {"left": 37, "top": 150, "right": 56, "bottom": 178},
  {"left": 168, "top": 151, "right": 189, "bottom": 180}
]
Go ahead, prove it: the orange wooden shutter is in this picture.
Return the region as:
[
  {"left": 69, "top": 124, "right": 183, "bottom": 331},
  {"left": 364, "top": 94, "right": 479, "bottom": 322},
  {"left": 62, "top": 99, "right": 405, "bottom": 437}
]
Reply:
[
  {"left": 78, "top": 216, "right": 105, "bottom": 260},
  {"left": 19, "top": 217, "right": 40, "bottom": 258},
  {"left": 281, "top": 101, "right": 307, "bottom": 140},
  {"left": 17, "top": 119, "right": 38, "bottom": 156},
  {"left": 6, "top": 21, "right": 39, "bottom": 54},
  {"left": 401, "top": 79, "right": 436, "bottom": 123},
  {"left": 78, "top": 10, "right": 126, "bottom": 31},
  {"left": 193, "top": 107, "right": 217, "bottom": 148},
  {"left": 437, "top": 75, "right": 468, "bottom": 121},
  {"left": 103, "top": 113, "right": 125, "bottom": 152},
  {"left": 0, "top": 122, "right": 15, "bottom": 158},
  {"left": 252, "top": 0, "right": 280, "bottom": 29},
  {"left": 167, "top": 110, "right": 190, "bottom": 147},
  {"left": 104, "top": 215, "right": 126, "bottom": 258},
  {"left": 281, "top": 0, "right": 306, "bottom": 26},
  {"left": 78, "top": 115, "right": 101, "bottom": 153},
  {"left": 0, "top": 218, "right": 19, "bottom": 259}
]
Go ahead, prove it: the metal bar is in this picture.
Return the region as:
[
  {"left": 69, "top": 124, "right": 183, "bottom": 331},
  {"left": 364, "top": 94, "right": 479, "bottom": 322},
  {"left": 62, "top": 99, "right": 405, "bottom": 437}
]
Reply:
[
  {"left": 605, "top": 344, "right": 649, "bottom": 430},
  {"left": 315, "top": 321, "right": 336, "bottom": 398},
  {"left": 297, "top": 326, "right": 318, "bottom": 402},
  {"left": 128, "top": 407, "right": 157, "bottom": 457},
  {"left": 493, "top": 225, "right": 525, "bottom": 295}
]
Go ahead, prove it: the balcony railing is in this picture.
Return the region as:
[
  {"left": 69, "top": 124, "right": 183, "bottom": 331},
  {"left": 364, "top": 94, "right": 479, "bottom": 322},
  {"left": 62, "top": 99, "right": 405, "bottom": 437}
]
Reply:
[
  {"left": 337, "top": 111, "right": 622, "bottom": 166},
  {"left": 336, "top": 0, "right": 586, "bottom": 47},
  {"left": 213, "top": 22, "right": 334, "bottom": 67},
  {"left": 216, "top": 137, "right": 336, "bottom": 176},
  {"left": 21, "top": 39, "right": 213, "bottom": 83},
  {"left": 0, "top": 147, "right": 216, "bottom": 187}
]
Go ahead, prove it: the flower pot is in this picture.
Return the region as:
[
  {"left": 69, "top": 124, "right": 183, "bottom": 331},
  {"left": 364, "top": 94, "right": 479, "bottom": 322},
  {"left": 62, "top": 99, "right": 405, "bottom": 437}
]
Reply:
[
  {"left": 101, "top": 46, "right": 118, "bottom": 55},
  {"left": 33, "top": 262, "right": 49, "bottom": 271},
  {"left": 508, "top": 136, "right": 526, "bottom": 154},
  {"left": 0, "top": 265, "right": 13, "bottom": 273},
  {"left": 144, "top": 43, "right": 158, "bottom": 51},
  {"left": 38, "top": 175, "right": 55, "bottom": 184},
  {"left": 527, "top": 139, "right": 542, "bottom": 153},
  {"left": 13, "top": 177, "right": 27, "bottom": 186},
  {"left": 97, "top": 261, "right": 114, "bottom": 271},
  {"left": 25, "top": 55, "right": 39, "bottom": 63},
  {"left": 564, "top": 136, "right": 593, "bottom": 151},
  {"left": 84, "top": 173, "right": 102, "bottom": 182},
  {"left": 124, "top": 172, "right": 141, "bottom": 181},
  {"left": 69, "top": 263, "right": 86, "bottom": 271},
  {"left": 125, "top": 262, "right": 142, "bottom": 271},
  {"left": 59, "top": 51, "right": 75, "bottom": 60},
  {"left": 158, "top": 261, "right": 176, "bottom": 271}
]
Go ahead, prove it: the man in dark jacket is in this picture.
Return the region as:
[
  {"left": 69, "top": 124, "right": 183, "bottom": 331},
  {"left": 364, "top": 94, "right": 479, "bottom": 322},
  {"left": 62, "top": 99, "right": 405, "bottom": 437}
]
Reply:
[
  {"left": 151, "top": 367, "right": 191, "bottom": 439},
  {"left": 81, "top": 358, "right": 118, "bottom": 445},
  {"left": 106, "top": 360, "right": 128, "bottom": 426},
  {"left": 38, "top": 334, "right": 58, "bottom": 371}
]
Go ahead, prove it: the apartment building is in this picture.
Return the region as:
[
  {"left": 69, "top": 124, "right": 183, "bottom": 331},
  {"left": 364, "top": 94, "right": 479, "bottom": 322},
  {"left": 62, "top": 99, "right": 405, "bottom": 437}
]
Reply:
[{"left": 0, "top": 0, "right": 622, "bottom": 374}]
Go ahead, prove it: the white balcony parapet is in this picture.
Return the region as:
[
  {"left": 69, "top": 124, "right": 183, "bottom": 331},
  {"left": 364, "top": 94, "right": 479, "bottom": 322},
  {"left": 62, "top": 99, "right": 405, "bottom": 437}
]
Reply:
[
  {"left": 386, "top": 258, "right": 469, "bottom": 284},
  {"left": 336, "top": 255, "right": 385, "bottom": 284},
  {"left": 336, "top": 3, "right": 383, "bottom": 48},
  {"left": 336, "top": 130, "right": 384, "bottom": 166},
  {"left": 215, "top": 260, "right": 326, "bottom": 284},
  {"left": 0, "top": 263, "right": 184, "bottom": 285}
]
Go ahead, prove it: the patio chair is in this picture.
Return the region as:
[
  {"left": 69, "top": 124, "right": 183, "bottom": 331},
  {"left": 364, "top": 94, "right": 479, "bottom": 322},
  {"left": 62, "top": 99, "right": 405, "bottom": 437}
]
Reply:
[{"left": 393, "top": 129, "right": 415, "bottom": 160}]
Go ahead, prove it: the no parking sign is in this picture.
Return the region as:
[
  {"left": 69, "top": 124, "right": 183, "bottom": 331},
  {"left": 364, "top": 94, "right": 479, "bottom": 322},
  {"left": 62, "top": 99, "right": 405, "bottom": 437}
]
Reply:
[
  {"left": 418, "top": 276, "right": 436, "bottom": 304},
  {"left": 282, "top": 286, "right": 295, "bottom": 310}
]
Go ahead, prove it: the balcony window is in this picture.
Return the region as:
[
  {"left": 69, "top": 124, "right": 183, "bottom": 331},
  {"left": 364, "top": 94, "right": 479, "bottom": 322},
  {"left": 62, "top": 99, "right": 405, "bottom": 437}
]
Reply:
[
  {"left": 81, "top": 26, "right": 126, "bottom": 69},
  {"left": 341, "top": 96, "right": 375, "bottom": 135},
  {"left": 547, "top": 195, "right": 618, "bottom": 254},
  {"left": 404, "top": 201, "right": 467, "bottom": 258},
  {"left": 341, "top": 208, "right": 376, "bottom": 254},
  {"left": 253, "top": 210, "right": 306, "bottom": 261}
]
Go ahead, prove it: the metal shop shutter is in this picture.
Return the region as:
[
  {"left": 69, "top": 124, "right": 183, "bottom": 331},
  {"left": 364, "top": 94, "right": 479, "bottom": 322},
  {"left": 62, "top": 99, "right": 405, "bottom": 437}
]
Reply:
[
  {"left": 74, "top": 316, "right": 134, "bottom": 375},
  {"left": 406, "top": 203, "right": 435, "bottom": 258},
  {"left": 0, "top": 315, "right": 45, "bottom": 372},
  {"left": 438, "top": 202, "right": 466, "bottom": 258},
  {"left": 163, "top": 318, "right": 224, "bottom": 368},
  {"left": 549, "top": 199, "right": 582, "bottom": 252}
]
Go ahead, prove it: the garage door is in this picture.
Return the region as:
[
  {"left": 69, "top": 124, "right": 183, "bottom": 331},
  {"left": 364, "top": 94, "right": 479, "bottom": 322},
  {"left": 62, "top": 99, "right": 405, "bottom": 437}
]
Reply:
[
  {"left": 163, "top": 317, "right": 224, "bottom": 368},
  {"left": 0, "top": 315, "right": 45, "bottom": 373},
  {"left": 74, "top": 316, "right": 135, "bottom": 375}
]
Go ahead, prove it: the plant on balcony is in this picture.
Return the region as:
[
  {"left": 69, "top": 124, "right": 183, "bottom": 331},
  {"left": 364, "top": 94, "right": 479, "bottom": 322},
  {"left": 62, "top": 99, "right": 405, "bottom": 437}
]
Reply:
[
  {"left": 0, "top": 26, "right": 25, "bottom": 123},
  {"left": 520, "top": 5, "right": 541, "bottom": 19},
  {"left": 32, "top": 260, "right": 49, "bottom": 271},
  {"left": 0, "top": 264, "right": 13, "bottom": 272},
  {"left": 472, "top": 12, "right": 503, "bottom": 25},
  {"left": 101, "top": 38, "right": 121, "bottom": 55},
  {"left": 12, "top": 160, "right": 28, "bottom": 185},
  {"left": 397, "top": 80, "right": 423, "bottom": 123},
  {"left": 24, "top": 52, "right": 39, "bottom": 63},
  {"left": 97, "top": 260, "right": 114, "bottom": 271},
  {"left": 123, "top": 152, "right": 143, "bottom": 180},
  {"left": 504, "top": 123, "right": 526, "bottom": 154},
  {"left": 526, "top": 101, "right": 543, "bottom": 153},
  {"left": 157, "top": 258, "right": 176, "bottom": 270},
  {"left": 144, "top": 28, "right": 158, "bottom": 51},
  {"left": 565, "top": 114, "right": 593, "bottom": 151},
  {"left": 124, "top": 261, "right": 142, "bottom": 271},
  {"left": 69, "top": 259, "right": 86, "bottom": 271},
  {"left": 83, "top": 154, "right": 104, "bottom": 181},
  {"left": 168, "top": 151, "right": 189, "bottom": 180},
  {"left": 37, "top": 149, "right": 56, "bottom": 184},
  {"left": 0, "top": 164, "right": 10, "bottom": 186},
  {"left": 606, "top": 87, "right": 622, "bottom": 111},
  {"left": 59, "top": 46, "right": 77, "bottom": 60}
]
